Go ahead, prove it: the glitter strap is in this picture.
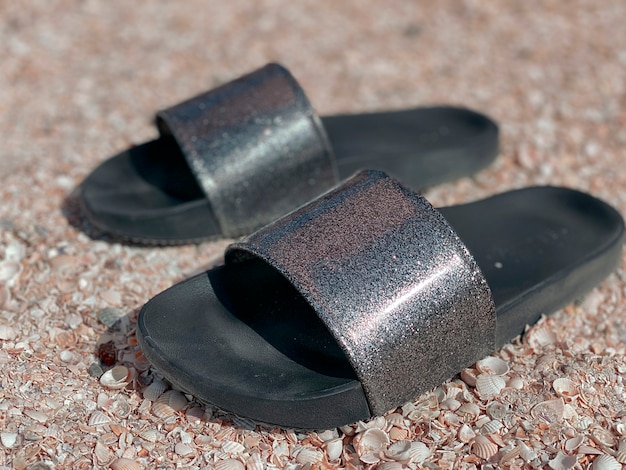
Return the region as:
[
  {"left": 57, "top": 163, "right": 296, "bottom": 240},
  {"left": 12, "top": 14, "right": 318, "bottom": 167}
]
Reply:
[
  {"left": 156, "top": 63, "right": 337, "bottom": 237},
  {"left": 226, "top": 170, "right": 496, "bottom": 415}
]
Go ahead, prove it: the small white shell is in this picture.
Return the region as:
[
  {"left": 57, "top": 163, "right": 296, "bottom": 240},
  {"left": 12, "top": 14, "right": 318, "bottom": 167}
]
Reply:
[
  {"left": 0, "top": 325, "right": 17, "bottom": 341},
  {"left": 475, "top": 374, "right": 506, "bottom": 399},
  {"left": 142, "top": 380, "right": 167, "bottom": 401},
  {"left": 97, "top": 307, "right": 123, "bottom": 327},
  {"left": 0, "top": 432, "right": 18, "bottom": 448},
  {"left": 0, "top": 284, "right": 10, "bottom": 309},
  {"left": 377, "top": 463, "right": 404, "bottom": 470},
  {"left": 552, "top": 378, "right": 579, "bottom": 400},
  {"left": 272, "top": 440, "right": 289, "bottom": 458},
  {"left": 476, "top": 357, "right": 509, "bottom": 376},
  {"left": 139, "top": 429, "right": 159, "bottom": 443},
  {"left": 385, "top": 440, "right": 412, "bottom": 461},
  {"left": 591, "top": 428, "right": 616, "bottom": 447},
  {"left": 563, "top": 404, "right": 578, "bottom": 420},
  {"left": 457, "top": 402, "right": 481, "bottom": 421},
  {"left": 389, "top": 426, "right": 409, "bottom": 441},
  {"left": 97, "top": 392, "right": 113, "bottom": 409},
  {"left": 548, "top": 451, "right": 577, "bottom": 470},
  {"left": 480, "top": 419, "right": 503, "bottom": 434},
  {"left": 245, "top": 453, "right": 263, "bottom": 470},
  {"left": 355, "top": 427, "right": 389, "bottom": 457},
  {"left": 131, "top": 351, "right": 152, "bottom": 371},
  {"left": 325, "top": 437, "right": 343, "bottom": 461},
  {"left": 592, "top": 454, "right": 622, "bottom": 470},
  {"left": 531, "top": 398, "right": 564, "bottom": 424},
  {"left": 59, "top": 350, "right": 74, "bottom": 362},
  {"left": 460, "top": 368, "right": 478, "bottom": 387},
  {"left": 152, "top": 389, "right": 187, "bottom": 418},
  {"left": 94, "top": 441, "right": 112, "bottom": 464},
  {"left": 0, "top": 260, "right": 21, "bottom": 283},
  {"left": 318, "top": 429, "right": 339, "bottom": 441},
  {"left": 284, "top": 429, "right": 298, "bottom": 445},
  {"left": 88, "top": 410, "right": 112, "bottom": 427},
  {"left": 442, "top": 411, "right": 461, "bottom": 426},
  {"left": 295, "top": 447, "right": 324, "bottom": 465},
  {"left": 490, "top": 433, "right": 506, "bottom": 448},
  {"left": 0, "top": 350, "right": 10, "bottom": 366},
  {"left": 475, "top": 415, "right": 491, "bottom": 428},
  {"left": 578, "top": 444, "right": 604, "bottom": 455},
  {"left": 405, "top": 406, "right": 429, "bottom": 421},
  {"left": 3, "top": 241, "right": 24, "bottom": 262},
  {"left": 385, "top": 412, "right": 406, "bottom": 428},
  {"left": 357, "top": 415, "right": 387, "bottom": 431},
  {"left": 185, "top": 406, "right": 205, "bottom": 422},
  {"left": 499, "top": 446, "right": 521, "bottom": 466},
  {"left": 174, "top": 442, "right": 194, "bottom": 457},
  {"left": 222, "top": 440, "right": 245, "bottom": 455},
  {"left": 471, "top": 435, "right": 499, "bottom": 459},
  {"left": 359, "top": 453, "right": 381, "bottom": 465},
  {"left": 486, "top": 402, "right": 509, "bottom": 420},
  {"left": 616, "top": 438, "right": 626, "bottom": 463},
  {"left": 99, "top": 365, "right": 132, "bottom": 390},
  {"left": 536, "top": 353, "right": 557, "bottom": 369},
  {"left": 458, "top": 423, "right": 476, "bottom": 443},
  {"left": 371, "top": 415, "right": 388, "bottom": 429},
  {"left": 195, "top": 434, "right": 213, "bottom": 447},
  {"left": 100, "top": 288, "right": 121, "bottom": 305},
  {"left": 409, "top": 441, "right": 431, "bottom": 464},
  {"left": 518, "top": 440, "right": 538, "bottom": 462},
  {"left": 179, "top": 430, "right": 193, "bottom": 444},
  {"left": 151, "top": 399, "right": 175, "bottom": 419},
  {"left": 109, "top": 457, "right": 143, "bottom": 470},
  {"left": 564, "top": 434, "right": 584, "bottom": 452},
  {"left": 506, "top": 375, "right": 524, "bottom": 389},
  {"left": 214, "top": 459, "right": 244, "bottom": 470},
  {"left": 526, "top": 325, "right": 557, "bottom": 348},
  {"left": 163, "top": 390, "right": 188, "bottom": 411},
  {"left": 440, "top": 398, "right": 461, "bottom": 411},
  {"left": 24, "top": 409, "right": 48, "bottom": 423}
]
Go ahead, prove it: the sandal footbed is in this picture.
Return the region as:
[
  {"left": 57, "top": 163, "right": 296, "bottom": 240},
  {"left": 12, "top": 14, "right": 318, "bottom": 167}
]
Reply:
[{"left": 82, "top": 107, "right": 498, "bottom": 242}]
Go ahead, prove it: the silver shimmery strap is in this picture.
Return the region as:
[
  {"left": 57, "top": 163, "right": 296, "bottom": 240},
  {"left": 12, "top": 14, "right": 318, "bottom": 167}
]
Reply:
[
  {"left": 157, "top": 63, "right": 337, "bottom": 237},
  {"left": 226, "top": 170, "right": 496, "bottom": 416}
]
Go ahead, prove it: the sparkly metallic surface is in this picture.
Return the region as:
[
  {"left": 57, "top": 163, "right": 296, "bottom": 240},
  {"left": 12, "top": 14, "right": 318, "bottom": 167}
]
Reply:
[
  {"left": 157, "top": 63, "right": 338, "bottom": 237},
  {"left": 227, "top": 170, "right": 496, "bottom": 415}
]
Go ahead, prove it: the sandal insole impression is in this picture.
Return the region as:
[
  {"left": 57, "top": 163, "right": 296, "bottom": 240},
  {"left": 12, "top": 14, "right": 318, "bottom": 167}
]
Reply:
[{"left": 137, "top": 186, "right": 623, "bottom": 429}]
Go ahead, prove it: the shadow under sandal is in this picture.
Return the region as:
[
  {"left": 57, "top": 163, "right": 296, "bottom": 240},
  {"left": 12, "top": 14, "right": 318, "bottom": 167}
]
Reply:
[
  {"left": 81, "top": 63, "right": 498, "bottom": 244},
  {"left": 136, "top": 170, "right": 624, "bottom": 430}
]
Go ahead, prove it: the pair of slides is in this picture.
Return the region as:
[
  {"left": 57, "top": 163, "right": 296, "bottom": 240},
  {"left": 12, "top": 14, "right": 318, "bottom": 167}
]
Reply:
[{"left": 81, "top": 64, "right": 624, "bottom": 430}]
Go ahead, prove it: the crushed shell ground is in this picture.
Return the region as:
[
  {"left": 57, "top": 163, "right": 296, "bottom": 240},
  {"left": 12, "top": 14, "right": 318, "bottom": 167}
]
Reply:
[{"left": 2, "top": 1, "right": 626, "bottom": 469}]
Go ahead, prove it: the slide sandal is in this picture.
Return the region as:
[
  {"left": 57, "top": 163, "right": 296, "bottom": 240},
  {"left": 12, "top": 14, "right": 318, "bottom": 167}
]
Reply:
[
  {"left": 137, "top": 171, "right": 624, "bottom": 430},
  {"left": 80, "top": 63, "right": 498, "bottom": 244}
]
